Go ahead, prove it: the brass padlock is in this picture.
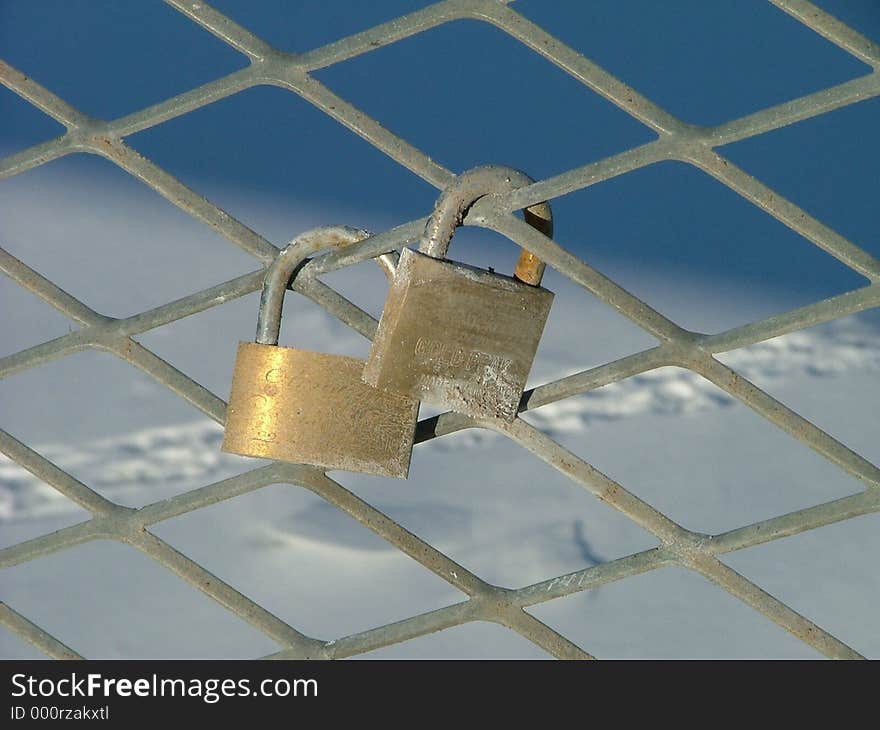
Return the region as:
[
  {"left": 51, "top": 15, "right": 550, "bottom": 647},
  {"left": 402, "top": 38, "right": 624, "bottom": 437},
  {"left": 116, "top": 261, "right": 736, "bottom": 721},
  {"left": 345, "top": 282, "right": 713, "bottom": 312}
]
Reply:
[
  {"left": 362, "top": 165, "right": 554, "bottom": 422},
  {"left": 221, "top": 225, "right": 419, "bottom": 478}
]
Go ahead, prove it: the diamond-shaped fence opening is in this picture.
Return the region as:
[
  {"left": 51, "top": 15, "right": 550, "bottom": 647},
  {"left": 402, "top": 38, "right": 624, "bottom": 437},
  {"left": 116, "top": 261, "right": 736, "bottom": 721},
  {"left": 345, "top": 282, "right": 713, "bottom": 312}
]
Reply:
[{"left": 1, "top": 0, "right": 879, "bottom": 660}]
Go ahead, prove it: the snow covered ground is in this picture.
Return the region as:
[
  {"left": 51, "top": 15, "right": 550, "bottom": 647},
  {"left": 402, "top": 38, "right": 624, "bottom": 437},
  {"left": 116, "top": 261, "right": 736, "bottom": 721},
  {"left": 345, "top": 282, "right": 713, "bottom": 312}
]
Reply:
[{"left": 1, "top": 164, "right": 878, "bottom": 659}]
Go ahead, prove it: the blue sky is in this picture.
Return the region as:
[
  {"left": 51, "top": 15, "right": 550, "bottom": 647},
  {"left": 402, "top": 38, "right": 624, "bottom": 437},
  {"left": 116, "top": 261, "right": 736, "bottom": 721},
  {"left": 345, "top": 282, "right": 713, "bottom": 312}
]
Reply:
[{"left": 2, "top": 1, "right": 879, "bottom": 328}]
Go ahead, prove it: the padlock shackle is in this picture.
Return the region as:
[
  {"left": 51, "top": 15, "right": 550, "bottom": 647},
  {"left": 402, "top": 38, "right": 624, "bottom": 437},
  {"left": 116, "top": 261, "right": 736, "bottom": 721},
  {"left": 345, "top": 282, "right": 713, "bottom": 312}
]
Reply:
[
  {"left": 419, "top": 165, "right": 552, "bottom": 286},
  {"left": 256, "top": 225, "right": 395, "bottom": 346}
]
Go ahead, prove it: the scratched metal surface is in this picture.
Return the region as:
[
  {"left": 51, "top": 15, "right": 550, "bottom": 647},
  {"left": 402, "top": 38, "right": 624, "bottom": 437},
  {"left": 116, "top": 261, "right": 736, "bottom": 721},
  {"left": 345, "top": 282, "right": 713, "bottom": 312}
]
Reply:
[{"left": 1, "top": 0, "right": 879, "bottom": 660}]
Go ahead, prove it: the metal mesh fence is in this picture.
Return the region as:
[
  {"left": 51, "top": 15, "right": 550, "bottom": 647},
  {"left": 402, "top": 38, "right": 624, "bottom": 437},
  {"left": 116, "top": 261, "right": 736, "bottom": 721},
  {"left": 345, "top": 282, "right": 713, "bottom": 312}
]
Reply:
[{"left": 1, "top": 0, "right": 878, "bottom": 660}]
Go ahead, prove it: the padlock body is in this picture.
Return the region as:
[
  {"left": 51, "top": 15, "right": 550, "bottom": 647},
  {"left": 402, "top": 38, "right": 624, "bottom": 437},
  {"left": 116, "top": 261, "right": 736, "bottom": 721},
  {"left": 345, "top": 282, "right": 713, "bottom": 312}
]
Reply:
[
  {"left": 363, "top": 248, "right": 554, "bottom": 422},
  {"left": 222, "top": 343, "right": 418, "bottom": 478}
]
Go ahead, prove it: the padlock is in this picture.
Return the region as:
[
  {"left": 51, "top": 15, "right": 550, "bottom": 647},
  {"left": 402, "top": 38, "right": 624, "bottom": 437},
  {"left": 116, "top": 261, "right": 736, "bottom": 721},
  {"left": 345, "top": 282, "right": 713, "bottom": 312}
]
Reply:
[
  {"left": 362, "top": 165, "right": 554, "bottom": 422},
  {"left": 221, "top": 225, "right": 419, "bottom": 479}
]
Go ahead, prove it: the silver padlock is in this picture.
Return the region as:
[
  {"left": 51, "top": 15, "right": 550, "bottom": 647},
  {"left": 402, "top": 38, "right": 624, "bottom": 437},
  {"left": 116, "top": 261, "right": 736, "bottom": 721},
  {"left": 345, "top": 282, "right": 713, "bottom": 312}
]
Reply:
[{"left": 362, "top": 165, "right": 554, "bottom": 422}]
